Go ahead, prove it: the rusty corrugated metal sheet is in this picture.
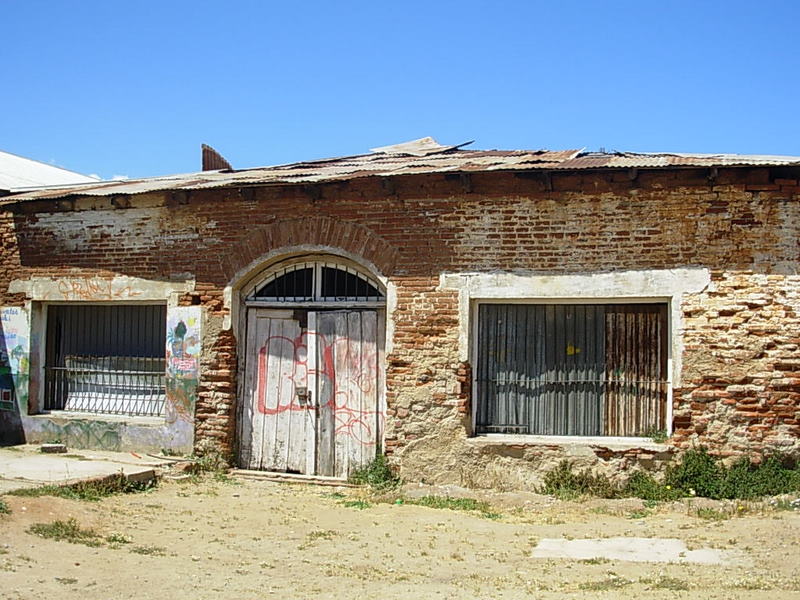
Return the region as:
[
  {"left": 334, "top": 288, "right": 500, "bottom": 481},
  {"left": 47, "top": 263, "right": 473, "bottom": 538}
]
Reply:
[
  {"left": 476, "top": 303, "right": 668, "bottom": 437},
  {"left": 4, "top": 143, "right": 799, "bottom": 204}
]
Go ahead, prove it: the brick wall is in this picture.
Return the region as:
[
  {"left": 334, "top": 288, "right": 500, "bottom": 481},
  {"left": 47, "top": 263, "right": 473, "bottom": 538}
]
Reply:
[{"left": 2, "top": 167, "right": 798, "bottom": 483}]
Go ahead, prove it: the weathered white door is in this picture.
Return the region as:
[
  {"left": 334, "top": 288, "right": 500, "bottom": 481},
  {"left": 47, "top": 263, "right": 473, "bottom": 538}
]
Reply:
[
  {"left": 240, "top": 309, "right": 316, "bottom": 473},
  {"left": 315, "top": 310, "right": 380, "bottom": 478},
  {"left": 240, "top": 308, "right": 381, "bottom": 477}
]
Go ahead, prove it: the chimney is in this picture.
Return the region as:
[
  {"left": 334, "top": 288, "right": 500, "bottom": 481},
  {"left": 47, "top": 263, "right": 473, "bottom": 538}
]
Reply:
[{"left": 201, "top": 144, "right": 233, "bottom": 171}]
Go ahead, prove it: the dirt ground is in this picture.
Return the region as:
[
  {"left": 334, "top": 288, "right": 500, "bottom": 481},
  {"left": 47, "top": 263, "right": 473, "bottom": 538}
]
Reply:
[{"left": 1, "top": 474, "right": 799, "bottom": 600}]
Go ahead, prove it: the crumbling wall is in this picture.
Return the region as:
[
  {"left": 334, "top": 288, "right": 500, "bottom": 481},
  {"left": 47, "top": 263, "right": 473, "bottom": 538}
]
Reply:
[{"left": 0, "top": 169, "right": 797, "bottom": 488}]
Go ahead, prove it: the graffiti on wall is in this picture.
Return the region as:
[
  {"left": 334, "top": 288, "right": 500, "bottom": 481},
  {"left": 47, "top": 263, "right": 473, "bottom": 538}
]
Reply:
[
  {"left": 53, "top": 279, "right": 143, "bottom": 301},
  {"left": 29, "top": 417, "right": 122, "bottom": 451},
  {"left": 165, "top": 307, "right": 201, "bottom": 424},
  {"left": 256, "top": 330, "right": 382, "bottom": 446},
  {"left": 0, "top": 307, "right": 30, "bottom": 412}
]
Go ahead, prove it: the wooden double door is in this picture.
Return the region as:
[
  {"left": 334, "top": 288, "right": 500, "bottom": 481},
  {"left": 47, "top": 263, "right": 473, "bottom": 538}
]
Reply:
[{"left": 239, "top": 308, "right": 382, "bottom": 478}]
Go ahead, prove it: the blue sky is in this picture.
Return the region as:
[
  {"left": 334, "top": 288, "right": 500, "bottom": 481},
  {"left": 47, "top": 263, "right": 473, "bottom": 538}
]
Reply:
[{"left": 2, "top": 0, "right": 799, "bottom": 180}]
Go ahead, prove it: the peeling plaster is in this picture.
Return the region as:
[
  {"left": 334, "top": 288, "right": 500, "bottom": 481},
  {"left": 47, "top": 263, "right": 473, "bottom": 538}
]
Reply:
[
  {"left": 10, "top": 276, "right": 194, "bottom": 303},
  {"left": 28, "top": 209, "right": 220, "bottom": 251}
]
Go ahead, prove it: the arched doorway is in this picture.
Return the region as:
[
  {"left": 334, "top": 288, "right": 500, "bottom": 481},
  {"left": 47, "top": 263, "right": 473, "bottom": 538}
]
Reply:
[{"left": 237, "top": 254, "right": 386, "bottom": 478}]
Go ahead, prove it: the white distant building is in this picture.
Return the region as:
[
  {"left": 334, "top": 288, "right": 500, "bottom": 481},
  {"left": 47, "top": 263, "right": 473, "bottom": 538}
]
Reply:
[{"left": 0, "top": 149, "right": 98, "bottom": 193}]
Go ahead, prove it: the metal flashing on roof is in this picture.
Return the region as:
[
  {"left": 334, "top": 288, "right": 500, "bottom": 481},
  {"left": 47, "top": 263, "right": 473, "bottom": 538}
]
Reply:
[
  {"left": 369, "top": 136, "right": 473, "bottom": 156},
  {"left": 2, "top": 142, "right": 799, "bottom": 204}
]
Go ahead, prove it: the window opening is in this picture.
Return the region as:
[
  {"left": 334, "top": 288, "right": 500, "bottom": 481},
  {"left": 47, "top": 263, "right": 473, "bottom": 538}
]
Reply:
[
  {"left": 476, "top": 303, "right": 668, "bottom": 437},
  {"left": 248, "top": 259, "right": 384, "bottom": 303},
  {"left": 44, "top": 305, "right": 167, "bottom": 417}
]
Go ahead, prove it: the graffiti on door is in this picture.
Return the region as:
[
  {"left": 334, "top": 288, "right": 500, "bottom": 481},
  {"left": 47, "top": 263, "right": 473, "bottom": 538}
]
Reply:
[{"left": 256, "top": 329, "right": 381, "bottom": 446}]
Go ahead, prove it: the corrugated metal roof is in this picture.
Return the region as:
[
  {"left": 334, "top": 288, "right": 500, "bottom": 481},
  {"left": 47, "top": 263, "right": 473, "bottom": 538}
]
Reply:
[
  {"left": 3, "top": 140, "right": 799, "bottom": 203},
  {"left": 0, "top": 149, "right": 99, "bottom": 191}
]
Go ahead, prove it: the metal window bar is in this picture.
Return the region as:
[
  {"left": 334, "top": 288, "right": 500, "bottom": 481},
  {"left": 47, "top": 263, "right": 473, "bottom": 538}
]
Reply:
[
  {"left": 46, "top": 356, "right": 166, "bottom": 416},
  {"left": 249, "top": 260, "right": 384, "bottom": 302}
]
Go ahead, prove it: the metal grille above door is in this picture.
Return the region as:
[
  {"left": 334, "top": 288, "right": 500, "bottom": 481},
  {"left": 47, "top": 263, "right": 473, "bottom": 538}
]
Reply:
[
  {"left": 475, "top": 303, "right": 668, "bottom": 437},
  {"left": 247, "top": 259, "right": 384, "bottom": 304}
]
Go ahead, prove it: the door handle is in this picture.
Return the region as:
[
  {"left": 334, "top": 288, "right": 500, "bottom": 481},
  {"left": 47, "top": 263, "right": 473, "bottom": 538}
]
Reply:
[{"left": 296, "top": 386, "right": 311, "bottom": 407}]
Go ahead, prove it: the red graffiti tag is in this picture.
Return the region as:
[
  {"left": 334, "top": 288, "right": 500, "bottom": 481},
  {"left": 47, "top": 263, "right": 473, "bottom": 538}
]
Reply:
[{"left": 256, "top": 330, "right": 382, "bottom": 446}]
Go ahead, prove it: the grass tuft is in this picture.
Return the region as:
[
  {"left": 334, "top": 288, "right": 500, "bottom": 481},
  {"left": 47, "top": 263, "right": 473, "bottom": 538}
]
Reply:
[
  {"left": 27, "top": 518, "right": 102, "bottom": 547},
  {"left": 348, "top": 454, "right": 400, "bottom": 492},
  {"left": 404, "top": 495, "right": 502, "bottom": 519},
  {"left": 8, "top": 473, "right": 154, "bottom": 502},
  {"left": 539, "top": 460, "right": 618, "bottom": 500}
]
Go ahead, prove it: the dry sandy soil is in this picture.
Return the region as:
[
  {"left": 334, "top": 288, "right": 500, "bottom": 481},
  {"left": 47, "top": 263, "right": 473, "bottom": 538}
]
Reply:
[{"left": 1, "top": 474, "right": 799, "bottom": 599}]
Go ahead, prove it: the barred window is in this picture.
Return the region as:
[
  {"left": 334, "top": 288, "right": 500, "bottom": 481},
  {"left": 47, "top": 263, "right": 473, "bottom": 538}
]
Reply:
[
  {"left": 44, "top": 305, "right": 166, "bottom": 417},
  {"left": 475, "top": 303, "right": 668, "bottom": 437}
]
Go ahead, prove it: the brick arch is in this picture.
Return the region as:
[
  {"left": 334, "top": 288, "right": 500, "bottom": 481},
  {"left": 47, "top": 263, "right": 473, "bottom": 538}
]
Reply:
[{"left": 224, "top": 216, "right": 399, "bottom": 283}]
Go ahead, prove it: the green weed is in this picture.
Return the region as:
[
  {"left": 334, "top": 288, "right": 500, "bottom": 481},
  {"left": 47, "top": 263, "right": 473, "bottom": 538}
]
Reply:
[
  {"left": 348, "top": 454, "right": 400, "bottom": 491},
  {"left": 27, "top": 518, "right": 102, "bottom": 547},
  {"left": 8, "top": 473, "right": 154, "bottom": 502},
  {"left": 130, "top": 545, "right": 166, "bottom": 556},
  {"left": 539, "top": 460, "right": 618, "bottom": 500},
  {"left": 105, "top": 532, "right": 132, "bottom": 545},
  {"left": 540, "top": 449, "right": 800, "bottom": 502},
  {"left": 579, "top": 576, "right": 632, "bottom": 591},
  {"left": 623, "top": 471, "right": 681, "bottom": 502},
  {"left": 694, "top": 507, "right": 730, "bottom": 521},
  {"left": 342, "top": 499, "right": 371, "bottom": 510},
  {"left": 647, "top": 576, "right": 690, "bottom": 590},
  {"left": 644, "top": 427, "right": 669, "bottom": 443},
  {"left": 0, "top": 498, "right": 10, "bottom": 515},
  {"left": 187, "top": 449, "right": 230, "bottom": 475},
  {"left": 404, "top": 495, "right": 502, "bottom": 519}
]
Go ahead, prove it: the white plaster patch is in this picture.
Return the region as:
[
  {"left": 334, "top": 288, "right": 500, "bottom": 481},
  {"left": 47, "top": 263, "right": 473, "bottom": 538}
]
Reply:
[
  {"left": 10, "top": 276, "right": 193, "bottom": 302},
  {"left": 531, "top": 537, "right": 741, "bottom": 565},
  {"left": 29, "top": 208, "right": 219, "bottom": 251}
]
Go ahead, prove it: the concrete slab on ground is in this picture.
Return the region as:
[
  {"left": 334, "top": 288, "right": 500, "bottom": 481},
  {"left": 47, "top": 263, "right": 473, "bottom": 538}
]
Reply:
[
  {"left": 531, "top": 536, "right": 742, "bottom": 565},
  {"left": 0, "top": 444, "right": 175, "bottom": 494}
]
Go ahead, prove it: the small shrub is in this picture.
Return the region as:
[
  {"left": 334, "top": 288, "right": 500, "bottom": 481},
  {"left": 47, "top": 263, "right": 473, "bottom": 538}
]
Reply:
[
  {"left": 665, "top": 447, "right": 722, "bottom": 498},
  {"left": 28, "top": 518, "right": 102, "bottom": 546},
  {"left": 540, "top": 448, "right": 800, "bottom": 502},
  {"left": 717, "top": 455, "right": 800, "bottom": 500},
  {"left": 540, "top": 460, "right": 618, "bottom": 500},
  {"left": 188, "top": 449, "right": 230, "bottom": 475},
  {"left": 348, "top": 454, "right": 400, "bottom": 491},
  {"left": 623, "top": 471, "right": 681, "bottom": 502},
  {"left": 665, "top": 449, "right": 800, "bottom": 500},
  {"left": 0, "top": 498, "right": 10, "bottom": 515}
]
